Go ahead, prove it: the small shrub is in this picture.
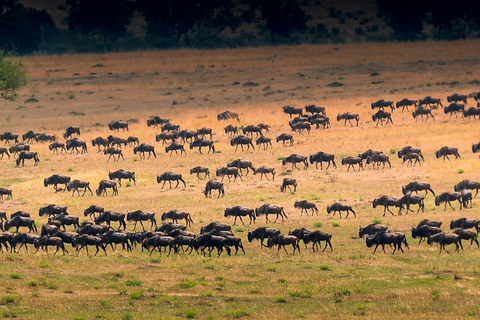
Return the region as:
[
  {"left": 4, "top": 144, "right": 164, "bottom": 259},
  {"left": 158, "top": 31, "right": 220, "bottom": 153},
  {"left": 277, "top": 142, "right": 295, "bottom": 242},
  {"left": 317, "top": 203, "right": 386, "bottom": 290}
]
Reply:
[
  {"left": 99, "top": 299, "right": 111, "bottom": 308},
  {"left": 67, "top": 167, "right": 74, "bottom": 172},
  {"left": 129, "top": 291, "right": 144, "bottom": 300},
  {"left": 121, "top": 313, "right": 133, "bottom": 320},
  {"left": 458, "top": 169, "right": 464, "bottom": 174},
  {"left": 125, "top": 279, "right": 142, "bottom": 286},
  {"left": 431, "top": 289, "right": 440, "bottom": 300},
  {"left": 185, "top": 309, "right": 197, "bottom": 318},
  {"left": 38, "top": 260, "right": 49, "bottom": 268},
  {"left": 277, "top": 278, "right": 286, "bottom": 283},
  {"left": 327, "top": 82, "right": 343, "bottom": 87},
  {"left": 27, "top": 280, "right": 37, "bottom": 287},
  {"left": 372, "top": 216, "right": 382, "bottom": 224},
  {"left": 10, "top": 273, "right": 20, "bottom": 279},
  {"left": 390, "top": 148, "right": 397, "bottom": 154},
  {"left": 1, "top": 295, "right": 20, "bottom": 304},
  {"left": 266, "top": 266, "right": 276, "bottom": 272},
  {"left": 234, "top": 227, "right": 244, "bottom": 233},
  {"left": 275, "top": 296, "right": 286, "bottom": 303},
  {"left": 313, "top": 221, "right": 323, "bottom": 228},
  {"left": 320, "top": 264, "right": 331, "bottom": 271},
  {"left": 331, "top": 221, "right": 340, "bottom": 227},
  {"left": 178, "top": 279, "right": 197, "bottom": 289},
  {"left": 224, "top": 309, "right": 248, "bottom": 318}
]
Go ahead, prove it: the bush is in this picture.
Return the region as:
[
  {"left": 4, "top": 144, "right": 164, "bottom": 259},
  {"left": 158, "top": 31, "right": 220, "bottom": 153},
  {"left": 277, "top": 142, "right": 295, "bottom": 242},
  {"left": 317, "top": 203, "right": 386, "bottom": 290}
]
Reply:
[{"left": 0, "top": 51, "right": 28, "bottom": 100}]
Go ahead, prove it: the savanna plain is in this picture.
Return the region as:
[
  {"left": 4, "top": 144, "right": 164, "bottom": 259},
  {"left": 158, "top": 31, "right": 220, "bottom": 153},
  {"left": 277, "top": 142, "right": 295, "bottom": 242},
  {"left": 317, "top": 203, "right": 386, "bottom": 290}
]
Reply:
[{"left": 1, "top": 41, "right": 480, "bottom": 319}]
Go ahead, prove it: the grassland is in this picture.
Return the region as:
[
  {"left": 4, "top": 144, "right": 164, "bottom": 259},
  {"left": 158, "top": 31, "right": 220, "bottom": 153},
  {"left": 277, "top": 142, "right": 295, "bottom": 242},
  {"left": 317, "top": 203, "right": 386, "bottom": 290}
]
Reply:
[{"left": 0, "top": 41, "right": 480, "bottom": 319}]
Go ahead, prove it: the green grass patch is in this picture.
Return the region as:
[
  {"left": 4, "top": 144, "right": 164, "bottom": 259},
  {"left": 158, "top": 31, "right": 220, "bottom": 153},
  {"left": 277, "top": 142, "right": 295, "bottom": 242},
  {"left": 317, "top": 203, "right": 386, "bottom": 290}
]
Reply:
[
  {"left": 224, "top": 309, "right": 249, "bottom": 318},
  {"left": 125, "top": 279, "right": 142, "bottom": 286},
  {"left": 330, "top": 220, "right": 340, "bottom": 227},
  {"left": 275, "top": 296, "right": 287, "bottom": 303},
  {"left": 319, "top": 264, "right": 331, "bottom": 271},
  {"left": 431, "top": 289, "right": 440, "bottom": 300},
  {"left": 372, "top": 216, "right": 382, "bottom": 224},
  {"left": 129, "top": 291, "right": 144, "bottom": 300},
  {"left": 178, "top": 279, "right": 197, "bottom": 289},
  {"left": 185, "top": 309, "right": 197, "bottom": 318},
  {"left": 27, "top": 280, "right": 37, "bottom": 287},
  {"left": 1, "top": 295, "right": 20, "bottom": 304},
  {"left": 38, "top": 260, "right": 50, "bottom": 268},
  {"left": 10, "top": 273, "right": 20, "bottom": 279},
  {"left": 313, "top": 221, "right": 323, "bottom": 228}
]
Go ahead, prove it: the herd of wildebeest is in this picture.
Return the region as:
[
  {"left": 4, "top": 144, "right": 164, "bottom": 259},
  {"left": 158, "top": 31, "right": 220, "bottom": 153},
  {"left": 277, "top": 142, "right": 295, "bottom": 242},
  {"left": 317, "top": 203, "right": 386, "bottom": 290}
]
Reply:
[{"left": 0, "top": 92, "right": 480, "bottom": 256}]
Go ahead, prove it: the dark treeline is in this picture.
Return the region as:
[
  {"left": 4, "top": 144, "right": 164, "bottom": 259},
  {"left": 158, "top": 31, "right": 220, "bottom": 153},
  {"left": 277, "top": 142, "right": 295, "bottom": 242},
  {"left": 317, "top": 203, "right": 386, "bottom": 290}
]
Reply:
[{"left": 3, "top": 0, "right": 480, "bottom": 54}]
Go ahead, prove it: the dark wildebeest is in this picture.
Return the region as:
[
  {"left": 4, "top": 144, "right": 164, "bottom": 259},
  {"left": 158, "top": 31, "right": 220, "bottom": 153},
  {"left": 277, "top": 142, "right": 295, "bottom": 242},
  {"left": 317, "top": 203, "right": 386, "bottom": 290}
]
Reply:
[
  {"left": 366, "top": 231, "right": 408, "bottom": 254},
  {"left": 50, "top": 214, "right": 80, "bottom": 231},
  {"left": 450, "top": 218, "right": 480, "bottom": 234},
  {"left": 267, "top": 235, "right": 300, "bottom": 255},
  {"left": 44, "top": 174, "right": 71, "bottom": 192},
  {"left": 204, "top": 180, "right": 224, "bottom": 198},
  {"left": 190, "top": 166, "right": 210, "bottom": 180},
  {"left": 311, "top": 115, "right": 331, "bottom": 129},
  {"left": 39, "top": 204, "right": 68, "bottom": 217},
  {"left": 280, "top": 178, "right": 297, "bottom": 193},
  {"left": 366, "top": 153, "right": 391, "bottom": 169},
  {"left": 0, "top": 132, "right": 19, "bottom": 145},
  {"left": 67, "top": 180, "right": 93, "bottom": 196},
  {"left": 276, "top": 133, "right": 294, "bottom": 147},
  {"left": 283, "top": 105, "right": 303, "bottom": 118},
  {"left": 444, "top": 103, "right": 465, "bottom": 118},
  {"left": 161, "top": 210, "right": 193, "bottom": 227},
  {"left": 447, "top": 93, "right": 467, "bottom": 104},
  {"left": 104, "top": 148, "right": 124, "bottom": 162},
  {"left": 96, "top": 180, "right": 118, "bottom": 196},
  {"left": 49, "top": 142, "right": 67, "bottom": 154},
  {"left": 224, "top": 206, "right": 255, "bottom": 225},
  {"left": 290, "top": 121, "right": 311, "bottom": 135},
  {"left": 217, "top": 110, "right": 239, "bottom": 121},
  {"left": 9, "top": 143, "right": 30, "bottom": 155},
  {"left": 227, "top": 159, "right": 255, "bottom": 176},
  {"left": 255, "top": 203, "right": 287, "bottom": 223},
  {"left": 190, "top": 139, "right": 215, "bottom": 154},
  {"left": 419, "top": 96, "right": 443, "bottom": 108},
  {"left": 35, "top": 133, "right": 56, "bottom": 143},
  {"left": 402, "top": 153, "right": 423, "bottom": 167},
  {"left": 337, "top": 112, "right": 359, "bottom": 126},
  {"left": 397, "top": 145, "right": 424, "bottom": 160},
  {"left": 305, "top": 104, "right": 326, "bottom": 114},
  {"left": 396, "top": 98, "right": 417, "bottom": 112},
  {"left": 34, "top": 236, "right": 68, "bottom": 255},
  {"left": 134, "top": 143, "right": 156, "bottom": 159},
  {"left": 454, "top": 180, "right": 480, "bottom": 197},
  {"left": 156, "top": 132, "right": 176, "bottom": 145},
  {"left": 147, "top": 116, "right": 169, "bottom": 127},
  {"left": 175, "top": 129, "right": 195, "bottom": 143},
  {"left": 100, "top": 231, "right": 132, "bottom": 251},
  {"left": 326, "top": 203, "right": 356, "bottom": 219},
  {"left": 165, "top": 142, "right": 186, "bottom": 156},
  {"left": 216, "top": 167, "right": 243, "bottom": 182},
  {"left": 309, "top": 151, "right": 336, "bottom": 170},
  {"left": 195, "top": 127, "right": 213, "bottom": 140},
  {"left": 66, "top": 138, "right": 87, "bottom": 154},
  {"left": 294, "top": 200, "right": 318, "bottom": 216},
  {"left": 247, "top": 227, "right": 280, "bottom": 248},
  {"left": 4, "top": 216, "right": 38, "bottom": 233},
  {"left": 107, "top": 136, "right": 127, "bottom": 148},
  {"left": 242, "top": 125, "right": 263, "bottom": 137},
  {"left": 157, "top": 172, "right": 186, "bottom": 189},
  {"left": 0, "top": 188, "right": 12, "bottom": 199},
  {"left": 63, "top": 126, "right": 80, "bottom": 139},
  {"left": 255, "top": 136, "right": 272, "bottom": 150},
  {"left": 341, "top": 156, "right": 363, "bottom": 172},
  {"left": 127, "top": 210, "right": 157, "bottom": 231},
  {"left": 84, "top": 205, "right": 104, "bottom": 218},
  {"left": 402, "top": 181, "right": 435, "bottom": 197},
  {"left": 305, "top": 230, "right": 333, "bottom": 252},
  {"left": 224, "top": 124, "right": 237, "bottom": 138},
  {"left": 453, "top": 228, "right": 479, "bottom": 249},
  {"left": 200, "top": 221, "right": 231, "bottom": 234},
  {"left": 253, "top": 166, "right": 275, "bottom": 180},
  {"left": 435, "top": 146, "right": 461, "bottom": 161},
  {"left": 358, "top": 224, "right": 389, "bottom": 238},
  {"left": 230, "top": 136, "right": 254, "bottom": 152},
  {"left": 161, "top": 122, "right": 180, "bottom": 132},
  {"left": 142, "top": 235, "right": 175, "bottom": 257},
  {"left": 22, "top": 130, "right": 37, "bottom": 143},
  {"left": 411, "top": 225, "right": 442, "bottom": 244},
  {"left": 372, "top": 110, "right": 393, "bottom": 126},
  {"left": 108, "top": 169, "right": 135, "bottom": 187},
  {"left": 0, "top": 146, "right": 10, "bottom": 159},
  {"left": 372, "top": 196, "right": 403, "bottom": 216},
  {"left": 108, "top": 120, "right": 129, "bottom": 131},
  {"left": 371, "top": 99, "right": 394, "bottom": 112},
  {"left": 16, "top": 151, "right": 39, "bottom": 166},
  {"left": 463, "top": 107, "right": 480, "bottom": 121},
  {"left": 417, "top": 219, "right": 442, "bottom": 228},
  {"left": 282, "top": 154, "right": 308, "bottom": 170},
  {"left": 412, "top": 107, "right": 435, "bottom": 122},
  {"left": 73, "top": 234, "right": 107, "bottom": 256},
  {"left": 435, "top": 192, "right": 463, "bottom": 211},
  {"left": 473, "top": 141, "right": 480, "bottom": 156},
  {"left": 398, "top": 194, "right": 424, "bottom": 214},
  {"left": 127, "top": 136, "right": 139, "bottom": 146},
  {"left": 462, "top": 189, "right": 474, "bottom": 209},
  {"left": 257, "top": 123, "right": 270, "bottom": 134},
  {"left": 427, "top": 233, "right": 460, "bottom": 253}
]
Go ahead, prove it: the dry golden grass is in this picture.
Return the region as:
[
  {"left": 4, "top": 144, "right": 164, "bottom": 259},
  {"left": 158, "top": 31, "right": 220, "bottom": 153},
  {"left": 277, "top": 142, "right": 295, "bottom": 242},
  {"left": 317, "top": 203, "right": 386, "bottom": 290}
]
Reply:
[{"left": 0, "top": 41, "right": 480, "bottom": 319}]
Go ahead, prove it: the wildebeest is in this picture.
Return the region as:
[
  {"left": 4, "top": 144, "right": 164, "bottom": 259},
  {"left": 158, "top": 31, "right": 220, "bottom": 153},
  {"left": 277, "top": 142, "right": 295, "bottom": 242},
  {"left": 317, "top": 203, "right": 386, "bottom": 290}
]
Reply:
[
  {"left": 142, "top": 235, "right": 176, "bottom": 257},
  {"left": 337, "top": 112, "right": 359, "bottom": 126},
  {"left": 372, "top": 110, "right": 393, "bottom": 126},
  {"left": 294, "top": 200, "right": 318, "bottom": 216},
  {"left": 0, "top": 132, "right": 19, "bottom": 145},
  {"left": 224, "top": 206, "right": 255, "bottom": 225},
  {"left": 3, "top": 216, "right": 38, "bottom": 233},
  {"left": 39, "top": 204, "right": 68, "bottom": 217},
  {"left": 372, "top": 196, "right": 403, "bottom": 216},
  {"left": 16, "top": 151, "right": 39, "bottom": 166},
  {"left": 204, "top": 180, "right": 224, "bottom": 198},
  {"left": 283, "top": 105, "right": 303, "bottom": 118},
  {"left": 417, "top": 219, "right": 442, "bottom": 228},
  {"left": 255, "top": 136, "right": 272, "bottom": 150},
  {"left": 396, "top": 98, "right": 417, "bottom": 112},
  {"left": 366, "top": 231, "right": 408, "bottom": 254},
  {"left": 162, "top": 122, "right": 180, "bottom": 133},
  {"left": 67, "top": 180, "right": 93, "bottom": 196},
  {"left": 255, "top": 204, "right": 287, "bottom": 223},
  {"left": 63, "top": 126, "right": 80, "bottom": 139},
  {"left": 96, "top": 180, "right": 118, "bottom": 196},
  {"left": 366, "top": 153, "right": 391, "bottom": 169},
  {"left": 156, "top": 132, "right": 176, "bottom": 145},
  {"left": 358, "top": 224, "right": 389, "bottom": 238},
  {"left": 190, "top": 139, "right": 215, "bottom": 154},
  {"left": 402, "top": 153, "right": 423, "bottom": 167},
  {"left": 398, "top": 194, "right": 424, "bottom": 214},
  {"left": 134, "top": 143, "right": 156, "bottom": 159},
  {"left": 427, "top": 233, "right": 460, "bottom": 253},
  {"left": 200, "top": 221, "right": 231, "bottom": 234},
  {"left": 230, "top": 136, "right": 254, "bottom": 152},
  {"left": 0, "top": 146, "right": 10, "bottom": 159},
  {"left": 66, "top": 138, "right": 87, "bottom": 154},
  {"left": 444, "top": 103, "right": 465, "bottom": 118},
  {"left": 247, "top": 227, "right": 281, "bottom": 248},
  {"left": 227, "top": 159, "right": 255, "bottom": 176},
  {"left": 327, "top": 203, "right": 356, "bottom": 218},
  {"left": 190, "top": 166, "right": 210, "bottom": 180},
  {"left": 454, "top": 180, "right": 480, "bottom": 197},
  {"left": 224, "top": 124, "right": 237, "bottom": 138},
  {"left": 450, "top": 218, "right": 479, "bottom": 234},
  {"left": 412, "top": 107, "right": 435, "bottom": 122},
  {"left": 49, "top": 142, "right": 67, "bottom": 154},
  {"left": 84, "top": 205, "right": 104, "bottom": 218},
  {"left": 282, "top": 154, "right": 308, "bottom": 170},
  {"left": 50, "top": 213, "right": 80, "bottom": 231},
  {"left": 290, "top": 121, "right": 311, "bottom": 134},
  {"left": 435, "top": 192, "right": 462, "bottom": 211},
  {"left": 435, "top": 146, "right": 461, "bottom": 161},
  {"left": 175, "top": 129, "right": 195, "bottom": 143},
  {"left": 341, "top": 156, "right": 363, "bottom": 172},
  {"left": 217, "top": 110, "right": 239, "bottom": 121},
  {"left": 127, "top": 210, "right": 157, "bottom": 231},
  {"left": 108, "top": 169, "right": 136, "bottom": 187},
  {"left": 276, "top": 133, "right": 294, "bottom": 147},
  {"left": 242, "top": 125, "right": 263, "bottom": 137},
  {"left": 73, "top": 234, "right": 107, "bottom": 256},
  {"left": 419, "top": 96, "right": 443, "bottom": 108},
  {"left": 165, "top": 142, "right": 186, "bottom": 156},
  {"left": 0, "top": 188, "right": 12, "bottom": 199},
  {"left": 9, "top": 143, "right": 29, "bottom": 155},
  {"left": 447, "top": 93, "right": 467, "bottom": 104},
  {"left": 194, "top": 127, "right": 213, "bottom": 140},
  {"left": 108, "top": 120, "right": 128, "bottom": 131},
  {"left": 104, "top": 148, "right": 124, "bottom": 162},
  {"left": 44, "top": 174, "right": 71, "bottom": 192},
  {"left": 216, "top": 167, "right": 243, "bottom": 182},
  {"left": 127, "top": 136, "right": 139, "bottom": 146},
  {"left": 107, "top": 135, "right": 127, "bottom": 148},
  {"left": 453, "top": 228, "right": 479, "bottom": 249},
  {"left": 280, "top": 178, "right": 297, "bottom": 192},
  {"left": 397, "top": 146, "right": 424, "bottom": 161},
  {"left": 35, "top": 133, "right": 56, "bottom": 143},
  {"left": 402, "top": 181, "right": 435, "bottom": 197},
  {"left": 94, "top": 211, "right": 126, "bottom": 230},
  {"left": 161, "top": 210, "right": 193, "bottom": 227},
  {"left": 147, "top": 116, "right": 169, "bottom": 128},
  {"left": 290, "top": 228, "right": 333, "bottom": 252},
  {"left": 473, "top": 141, "right": 480, "bottom": 156},
  {"left": 267, "top": 235, "right": 300, "bottom": 255},
  {"left": 309, "top": 151, "right": 337, "bottom": 170},
  {"left": 371, "top": 99, "right": 394, "bottom": 112},
  {"left": 463, "top": 107, "right": 480, "bottom": 121},
  {"left": 34, "top": 236, "right": 68, "bottom": 255},
  {"left": 411, "top": 225, "right": 442, "bottom": 244},
  {"left": 305, "top": 104, "right": 326, "bottom": 114},
  {"left": 22, "top": 130, "right": 37, "bottom": 143},
  {"left": 253, "top": 166, "right": 275, "bottom": 180},
  {"left": 157, "top": 172, "right": 186, "bottom": 189}
]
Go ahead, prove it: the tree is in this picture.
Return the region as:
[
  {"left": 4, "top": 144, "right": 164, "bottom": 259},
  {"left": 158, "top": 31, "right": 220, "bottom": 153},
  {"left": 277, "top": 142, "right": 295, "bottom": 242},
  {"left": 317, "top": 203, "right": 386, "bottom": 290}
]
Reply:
[
  {"left": 377, "top": 0, "right": 429, "bottom": 40},
  {"left": 242, "top": 0, "right": 309, "bottom": 45},
  {"left": 0, "top": 50, "right": 27, "bottom": 100},
  {"left": 66, "top": 0, "right": 135, "bottom": 51}
]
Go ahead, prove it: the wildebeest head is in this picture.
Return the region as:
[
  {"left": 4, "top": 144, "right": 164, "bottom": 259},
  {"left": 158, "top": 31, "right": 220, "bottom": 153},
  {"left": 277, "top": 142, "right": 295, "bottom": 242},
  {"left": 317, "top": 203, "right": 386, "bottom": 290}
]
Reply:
[
  {"left": 435, "top": 150, "right": 441, "bottom": 158},
  {"left": 365, "top": 235, "right": 376, "bottom": 247},
  {"left": 326, "top": 205, "right": 331, "bottom": 214},
  {"left": 434, "top": 196, "right": 441, "bottom": 206}
]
